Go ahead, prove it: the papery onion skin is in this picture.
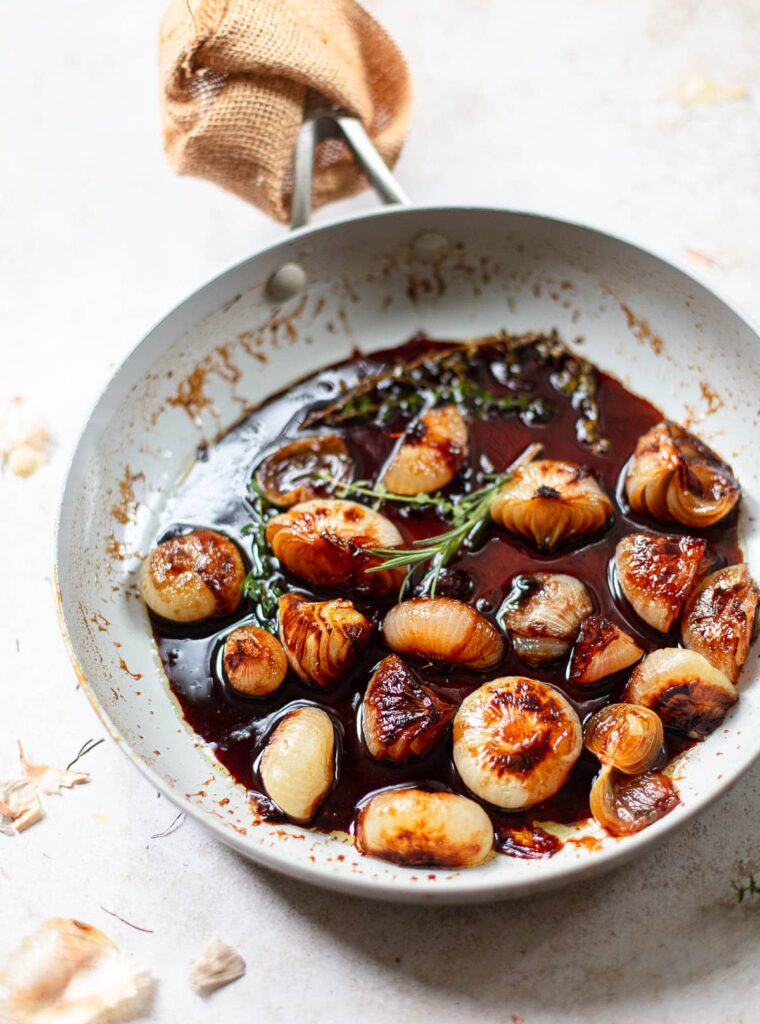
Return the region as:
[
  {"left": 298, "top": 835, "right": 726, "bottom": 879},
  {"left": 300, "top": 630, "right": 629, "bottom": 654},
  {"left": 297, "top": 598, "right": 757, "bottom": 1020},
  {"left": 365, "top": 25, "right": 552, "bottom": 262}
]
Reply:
[
  {"left": 615, "top": 532, "right": 706, "bottom": 633},
  {"left": 382, "top": 597, "right": 505, "bottom": 669},
  {"left": 259, "top": 706, "right": 335, "bottom": 822},
  {"left": 383, "top": 405, "right": 468, "bottom": 495},
  {"left": 223, "top": 625, "right": 288, "bottom": 696},
  {"left": 362, "top": 654, "right": 456, "bottom": 762},
  {"left": 584, "top": 703, "right": 663, "bottom": 774},
  {"left": 279, "top": 593, "right": 373, "bottom": 688},
  {"left": 139, "top": 529, "right": 245, "bottom": 622},
  {"left": 623, "top": 647, "right": 737, "bottom": 739},
  {"left": 490, "top": 459, "right": 613, "bottom": 550},
  {"left": 266, "top": 499, "right": 404, "bottom": 597},
  {"left": 356, "top": 788, "right": 494, "bottom": 867},
  {"left": 625, "top": 420, "right": 740, "bottom": 528},
  {"left": 589, "top": 764, "right": 679, "bottom": 837},
  {"left": 569, "top": 615, "right": 643, "bottom": 684},
  {"left": 682, "top": 564, "right": 759, "bottom": 684},
  {"left": 453, "top": 677, "right": 583, "bottom": 809},
  {"left": 255, "top": 435, "right": 353, "bottom": 507},
  {"left": 500, "top": 573, "right": 593, "bottom": 667}
]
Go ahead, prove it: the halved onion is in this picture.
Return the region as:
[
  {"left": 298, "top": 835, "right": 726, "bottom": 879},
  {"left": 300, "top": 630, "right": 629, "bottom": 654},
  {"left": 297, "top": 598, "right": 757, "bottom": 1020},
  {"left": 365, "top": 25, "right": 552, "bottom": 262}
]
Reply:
[
  {"left": 279, "top": 593, "right": 373, "bottom": 688},
  {"left": 361, "top": 654, "right": 455, "bottom": 762},
  {"left": 500, "top": 573, "right": 593, "bottom": 666},
  {"left": 254, "top": 435, "right": 353, "bottom": 507},
  {"left": 382, "top": 597, "right": 505, "bottom": 669},
  {"left": 139, "top": 529, "right": 245, "bottom": 622},
  {"left": 589, "top": 764, "right": 678, "bottom": 836},
  {"left": 223, "top": 624, "right": 288, "bottom": 696},
  {"left": 568, "top": 615, "right": 643, "bottom": 684},
  {"left": 584, "top": 703, "right": 663, "bottom": 773},
  {"left": 682, "top": 564, "right": 759, "bottom": 683},
  {"left": 383, "top": 405, "right": 468, "bottom": 495},
  {"left": 490, "top": 459, "right": 613, "bottom": 550},
  {"left": 625, "top": 420, "right": 740, "bottom": 527},
  {"left": 615, "top": 532, "right": 706, "bottom": 633},
  {"left": 259, "top": 706, "right": 335, "bottom": 822},
  {"left": 356, "top": 788, "right": 494, "bottom": 868},
  {"left": 452, "top": 677, "right": 582, "bottom": 809},
  {"left": 623, "top": 647, "right": 736, "bottom": 739},
  {"left": 266, "top": 499, "right": 404, "bottom": 597}
]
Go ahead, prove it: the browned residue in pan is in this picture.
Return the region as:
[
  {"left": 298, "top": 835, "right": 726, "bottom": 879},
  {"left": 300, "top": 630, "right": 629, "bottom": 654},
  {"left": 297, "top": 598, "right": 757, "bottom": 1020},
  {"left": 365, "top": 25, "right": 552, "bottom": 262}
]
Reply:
[
  {"left": 111, "top": 467, "right": 144, "bottom": 525},
  {"left": 118, "top": 657, "right": 143, "bottom": 681},
  {"left": 620, "top": 302, "right": 664, "bottom": 354},
  {"left": 105, "top": 531, "right": 127, "bottom": 562},
  {"left": 700, "top": 380, "right": 724, "bottom": 415}
]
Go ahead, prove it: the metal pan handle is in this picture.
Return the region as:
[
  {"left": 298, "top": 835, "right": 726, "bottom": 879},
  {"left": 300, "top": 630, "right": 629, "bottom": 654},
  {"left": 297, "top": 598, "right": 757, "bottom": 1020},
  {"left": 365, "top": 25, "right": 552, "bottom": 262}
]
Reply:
[{"left": 290, "top": 110, "right": 410, "bottom": 230}]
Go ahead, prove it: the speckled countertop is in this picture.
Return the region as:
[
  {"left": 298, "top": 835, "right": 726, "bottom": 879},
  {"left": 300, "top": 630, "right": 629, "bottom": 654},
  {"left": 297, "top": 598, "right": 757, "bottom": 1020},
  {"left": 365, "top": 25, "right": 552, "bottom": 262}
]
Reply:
[{"left": 2, "top": 1, "right": 760, "bottom": 1021}]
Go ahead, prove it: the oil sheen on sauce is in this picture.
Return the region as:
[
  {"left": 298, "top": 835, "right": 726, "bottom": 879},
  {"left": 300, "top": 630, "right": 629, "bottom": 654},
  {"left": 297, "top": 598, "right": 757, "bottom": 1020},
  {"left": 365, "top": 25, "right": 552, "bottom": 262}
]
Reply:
[{"left": 150, "top": 336, "right": 741, "bottom": 859}]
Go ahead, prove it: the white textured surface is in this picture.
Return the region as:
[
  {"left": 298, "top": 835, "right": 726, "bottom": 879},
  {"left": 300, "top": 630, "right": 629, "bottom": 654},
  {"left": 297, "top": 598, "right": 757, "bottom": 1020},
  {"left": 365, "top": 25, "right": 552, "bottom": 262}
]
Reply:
[{"left": 2, "top": 1, "right": 760, "bottom": 1021}]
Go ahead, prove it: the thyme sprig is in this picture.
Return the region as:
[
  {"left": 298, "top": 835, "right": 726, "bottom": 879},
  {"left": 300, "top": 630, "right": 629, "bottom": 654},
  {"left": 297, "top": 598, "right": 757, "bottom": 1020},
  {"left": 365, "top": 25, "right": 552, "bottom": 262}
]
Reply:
[
  {"left": 241, "top": 481, "right": 283, "bottom": 626},
  {"left": 335, "top": 442, "right": 542, "bottom": 598},
  {"left": 732, "top": 874, "right": 760, "bottom": 903},
  {"left": 315, "top": 472, "right": 456, "bottom": 515}
]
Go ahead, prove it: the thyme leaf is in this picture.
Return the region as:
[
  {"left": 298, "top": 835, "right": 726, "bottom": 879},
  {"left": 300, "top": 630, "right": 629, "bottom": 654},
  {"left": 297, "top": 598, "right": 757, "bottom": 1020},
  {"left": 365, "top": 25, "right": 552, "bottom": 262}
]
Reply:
[
  {"left": 732, "top": 874, "right": 760, "bottom": 903},
  {"left": 242, "top": 482, "right": 283, "bottom": 627}
]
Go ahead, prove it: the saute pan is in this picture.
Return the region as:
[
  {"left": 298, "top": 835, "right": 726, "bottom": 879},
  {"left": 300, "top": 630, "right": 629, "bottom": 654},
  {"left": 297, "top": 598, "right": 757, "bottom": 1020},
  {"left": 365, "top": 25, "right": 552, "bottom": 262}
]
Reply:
[{"left": 55, "top": 113, "right": 760, "bottom": 903}]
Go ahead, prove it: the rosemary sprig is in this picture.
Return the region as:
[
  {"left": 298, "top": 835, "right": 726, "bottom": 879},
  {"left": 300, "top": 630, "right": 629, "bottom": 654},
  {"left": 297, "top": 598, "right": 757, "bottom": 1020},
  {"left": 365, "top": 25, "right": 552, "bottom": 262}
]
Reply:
[{"left": 363, "top": 442, "right": 542, "bottom": 598}]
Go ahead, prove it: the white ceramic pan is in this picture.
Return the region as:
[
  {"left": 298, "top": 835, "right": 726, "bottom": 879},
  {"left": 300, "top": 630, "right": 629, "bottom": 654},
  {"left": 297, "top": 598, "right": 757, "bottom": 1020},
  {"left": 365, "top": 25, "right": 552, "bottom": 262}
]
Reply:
[{"left": 55, "top": 114, "right": 760, "bottom": 903}]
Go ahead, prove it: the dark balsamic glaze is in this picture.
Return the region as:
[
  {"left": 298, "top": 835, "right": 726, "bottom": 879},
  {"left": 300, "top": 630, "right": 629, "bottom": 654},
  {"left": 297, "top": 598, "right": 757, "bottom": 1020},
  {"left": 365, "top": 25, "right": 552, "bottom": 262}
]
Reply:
[{"left": 150, "top": 337, "right": 742, "bottom": 857}]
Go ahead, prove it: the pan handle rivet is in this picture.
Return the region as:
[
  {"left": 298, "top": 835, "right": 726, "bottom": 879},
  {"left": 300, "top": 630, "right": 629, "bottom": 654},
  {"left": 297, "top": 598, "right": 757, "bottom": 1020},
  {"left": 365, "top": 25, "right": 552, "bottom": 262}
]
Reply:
[
  {"left": 267, "top": 262, "right": 308, "bottom": 302},
  {"left": 411, "top": 231, "right": 450, "bottom": 263}
]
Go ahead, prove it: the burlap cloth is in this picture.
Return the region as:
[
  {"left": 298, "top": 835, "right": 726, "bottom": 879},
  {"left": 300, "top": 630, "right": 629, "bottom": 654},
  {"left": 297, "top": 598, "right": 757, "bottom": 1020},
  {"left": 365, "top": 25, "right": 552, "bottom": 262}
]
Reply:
[{"left": 159, "top": 0, "right": 412, "bottom": 221}]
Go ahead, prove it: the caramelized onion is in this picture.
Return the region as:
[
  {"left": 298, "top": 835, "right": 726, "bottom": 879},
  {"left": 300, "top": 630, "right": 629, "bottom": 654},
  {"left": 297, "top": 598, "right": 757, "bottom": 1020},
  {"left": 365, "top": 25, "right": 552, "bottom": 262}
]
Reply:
[
  {"left": 452, "top": 677, "right": 582, "bottom": 809},
  {"left": 500, "top": 573, "right": 593, "bottom": 666},
  {"left": 490, "top": 459, "right": 613, "bottom": 550},
  {"left": 266, "top": 499, "right": 404, "bottom": 596},
  {"left": 255, "top": 435, "right": 353, "bottom": 507},
  {"left": 625, "top": 420, "right": 740, "bottom": 528},
  {"left": 223, "top": 625, "right": 288, "bottom": 697},
  {"left": 356, "top": 788, "right": 494, "bottom": 868},
  {"left": 139, "top": 529, "right": 245, "bottom": 623},
  {"left": 623, "top": 647, "right": 736, "bottom": 739},
  {"left": 361, "top": 655, "right": 455, "bottom": 762},
  {"left": 383, "top": 405, "right": 468, "bottom": 495},
  {"left": 615, "top": 532, "right": 706, "bottom": 633},
  {"left": 382, "top": 597, "right": 505, "bottom": 669},
  {"left": 279, "top": 593, "right": 373, "bottom": 688},
  {"left": 589, "top": 764, "right": 678, "bottom": 836},
  {"left": 569, "top": 615, "right": 643, "bottom": 684},
  {"left": 259, "top": 706, "right": 335, "bottom": 822},
  {"left": 584, "top": 703, "right": 663, "bottom": 774},
  {"left": 682, "top": 564, "right": 759, "bottom": 683}
]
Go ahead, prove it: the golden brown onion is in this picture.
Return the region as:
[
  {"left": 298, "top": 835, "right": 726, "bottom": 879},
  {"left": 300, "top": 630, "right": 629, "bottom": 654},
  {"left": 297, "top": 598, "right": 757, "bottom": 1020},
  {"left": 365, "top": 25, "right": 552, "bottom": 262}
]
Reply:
[
  {"left": 278, "top": 593, "right": 372, "bottom": 688},
  {"left": 490, "top": 459, "right": 613, "bottom": 550},
  {"left": 259, "top": 706, "right": 335, "bottom": 822},
  {"left": 223, "top": 625, "right": 288, "bottom": 697},
  {"left": 452, "top": 677, "right": 582, "bottom": 809},
  {"left": 623, "top": 647, "right": 736, "bottom": 739},
  {"left": 383, "top": 405, "right": 468, "bottom": 495},
  {"left": 382, "top": 597, "right": 505, "bottom": 669},
  {"left": 139, "top": 529, "right": 245, "bottom": 623},
  {"left": 500, "top": 573, "right": 593, "bottom": 666},
  {"left": 625, "top": 420, "right": 740, "bottom": 528},
  {"left": 266, "top": 499, "right": 404, "bottom": 597},
  {"left": 584, "top": 703, "right": 663, "bottom": 774},
  {"left": 569, "top": 615, "right": 643, "bottom": 684},
  {"left": 356, "top": 788, "right": 494, "bottom": 868},
  {"left": 682, "top": 564, "right": 759, "bottom": 683},
  {"left": 615, "top": 532, "right": 706, "bottom": 633},
  {"left": 589, "top": 764, "right": 679, "bottom": 837},
  {"left": 254, "top": 435, "right": 353, "bottom": 507},
  {"left": 361, "top": 654, "right": 455, "bottom": 762}
]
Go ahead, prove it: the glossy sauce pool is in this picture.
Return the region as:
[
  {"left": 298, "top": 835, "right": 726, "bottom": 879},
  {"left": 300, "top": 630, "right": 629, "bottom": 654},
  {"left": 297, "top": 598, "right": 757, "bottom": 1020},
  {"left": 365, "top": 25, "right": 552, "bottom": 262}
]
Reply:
[{"left": 150, "top": 336, "right": 741, "bottom": 858}]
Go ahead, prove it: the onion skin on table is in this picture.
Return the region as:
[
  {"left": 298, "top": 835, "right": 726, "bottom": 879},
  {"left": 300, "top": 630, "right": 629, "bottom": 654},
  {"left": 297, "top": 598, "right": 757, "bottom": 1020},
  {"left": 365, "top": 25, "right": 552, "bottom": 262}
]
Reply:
[{"left": 624, "top": 420, "right": 740, "bottom": 528}]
